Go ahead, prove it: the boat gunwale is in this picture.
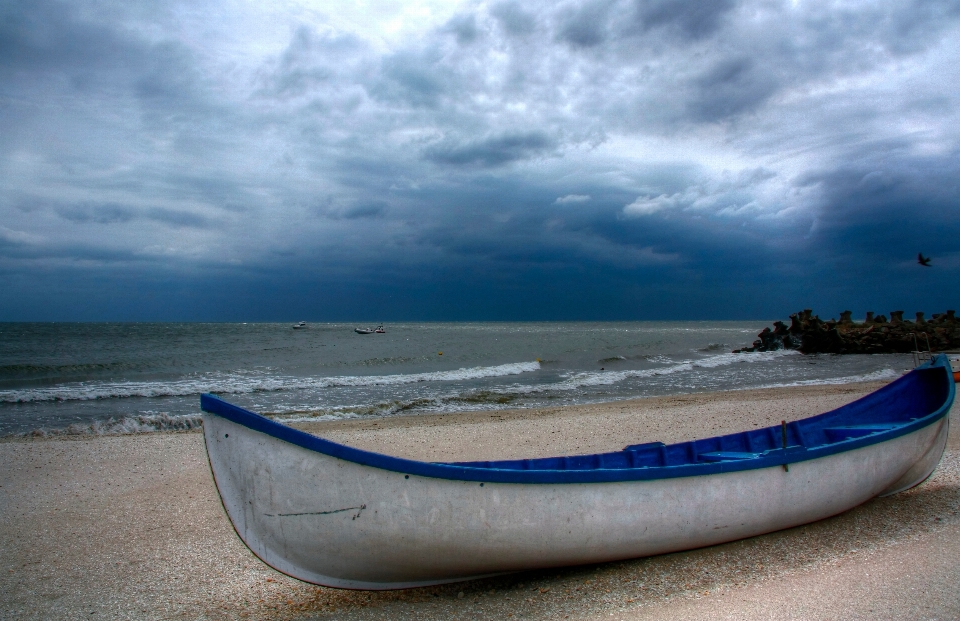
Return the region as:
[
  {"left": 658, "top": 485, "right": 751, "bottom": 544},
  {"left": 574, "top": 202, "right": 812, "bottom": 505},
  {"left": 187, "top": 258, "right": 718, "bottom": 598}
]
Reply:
[{"left": 199, "top": 355, "right": 955, "bottom": 484}]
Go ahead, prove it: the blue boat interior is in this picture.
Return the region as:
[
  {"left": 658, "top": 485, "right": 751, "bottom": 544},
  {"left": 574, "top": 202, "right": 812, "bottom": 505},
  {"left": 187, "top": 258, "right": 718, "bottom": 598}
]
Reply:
[{"left": 449, "top": 365, "right": 951, "bottom": 472}]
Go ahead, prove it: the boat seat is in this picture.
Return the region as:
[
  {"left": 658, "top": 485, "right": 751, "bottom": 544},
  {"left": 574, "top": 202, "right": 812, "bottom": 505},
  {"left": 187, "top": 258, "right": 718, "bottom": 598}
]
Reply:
[
  {"left": 823, "top": 424, "right": 902, "bottom": 442},
  {"left": 697, "top": 451, "right": 761, "bottom": 463}
]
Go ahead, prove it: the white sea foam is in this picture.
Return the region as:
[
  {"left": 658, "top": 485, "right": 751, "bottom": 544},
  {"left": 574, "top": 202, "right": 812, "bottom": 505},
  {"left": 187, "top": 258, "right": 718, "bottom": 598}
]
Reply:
[
  {"left": 12, "top": 361, "right": 906, "bottom": 437},
  {"left": 271, "top": 412, "right": 362, "bottom": 423},
  {"left": 756, "top": 368, "right": 903, "bottom": 389},
  {"left": 497, "top": 349, "right": 800, "bottom": 395},
  {"left": 0, "top": 361, "right": 542, "bottom": 403},
  {"left": 20, "top": 412, "right": 203, "bottom": 438}
]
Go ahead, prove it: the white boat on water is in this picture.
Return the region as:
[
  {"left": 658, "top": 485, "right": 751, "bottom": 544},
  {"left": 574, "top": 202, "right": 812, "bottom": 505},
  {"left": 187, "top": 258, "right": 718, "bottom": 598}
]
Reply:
[
  {"left": 292, "top": 322, "right": 307, "bottom": 329},
  {"left": 355, "top": 324, "right": 385, "bottom": 334},
  {"left": 200, "top": 355, "right": 955, "bottom": 590}
]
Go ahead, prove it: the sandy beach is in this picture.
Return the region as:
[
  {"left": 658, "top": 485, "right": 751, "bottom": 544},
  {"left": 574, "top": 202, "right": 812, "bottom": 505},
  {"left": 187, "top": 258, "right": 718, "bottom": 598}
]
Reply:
[{"left": 2, "top": 381, "right": 959, "bottom": 620}]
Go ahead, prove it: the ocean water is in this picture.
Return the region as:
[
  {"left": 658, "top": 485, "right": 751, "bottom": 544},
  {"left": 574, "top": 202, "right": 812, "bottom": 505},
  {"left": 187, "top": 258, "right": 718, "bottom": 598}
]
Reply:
[{"left": 0, "top": 322, "right": 912, "bottom": 436}]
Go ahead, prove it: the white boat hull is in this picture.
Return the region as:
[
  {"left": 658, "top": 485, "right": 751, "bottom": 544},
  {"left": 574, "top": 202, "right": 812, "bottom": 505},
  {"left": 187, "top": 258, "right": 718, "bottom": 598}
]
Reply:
[{"left": 203, "top": 412, "right": 949, "bottom": 589}]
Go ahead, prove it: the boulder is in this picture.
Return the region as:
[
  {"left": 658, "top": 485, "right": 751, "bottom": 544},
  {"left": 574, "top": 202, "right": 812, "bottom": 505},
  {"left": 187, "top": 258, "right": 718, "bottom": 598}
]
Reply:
[{"left": 734, "top": 308, "right": 960, "bottom": 354}]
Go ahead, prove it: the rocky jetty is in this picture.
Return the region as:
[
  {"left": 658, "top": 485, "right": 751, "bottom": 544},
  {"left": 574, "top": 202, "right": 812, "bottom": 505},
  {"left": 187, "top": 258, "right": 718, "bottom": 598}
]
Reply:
[{"left": 734, "top": 309, "right": 960, "bottom": 354}]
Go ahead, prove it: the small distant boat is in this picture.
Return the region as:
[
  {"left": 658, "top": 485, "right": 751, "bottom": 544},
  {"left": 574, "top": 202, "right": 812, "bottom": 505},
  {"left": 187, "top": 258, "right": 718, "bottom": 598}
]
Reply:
[
  {"left": 292, "top": 322, "right": 307, "bottom": 330},
  {"left": 355, "top": 324, "right": 385, "bottom": 334},
  {"left": 200, "top": 355, "right": 954, "bottom": 590}
]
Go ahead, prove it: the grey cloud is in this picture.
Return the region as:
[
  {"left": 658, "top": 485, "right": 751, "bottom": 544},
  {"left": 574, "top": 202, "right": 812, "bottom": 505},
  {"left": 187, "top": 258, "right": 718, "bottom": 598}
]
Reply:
[
  {"left": 556, "top": 0, "right": 613, "bottom": 47},
  {"left": 257, "top": 25, "right": 367, "bottom": 99},
  {"left": 0, "top": 234, "right": 146, "bottom": 263},
  {"left": 555, "top": 194, "right": 591, "bottom": 204},
  {"left": 55, "top": 203, "right": 213, "bottom": 229},
  {"left": 424, "top": 132, "right": 557, "bottom": 167},
  {"left": 146, "top": 208, "right": 212, "bottom": 229},
  {"left": 134, "top": 43, "right": 199, "bottom": 104},
  {"left": 3, "top": 0, "right": 960, "bottom": 320},
  {"left": 807, "top": 161, "right": 960, "bottom": 231},
  {"left": 0, "top": 225, "right": 43, "bottom": 247},
  {"left": 490, "top": 2, "right": 537, "bottom": 36},
  {"left": 686, "top": 57, "right": 778, "bottom": 122},
  {"left": 633, "top": 0, "right": 736, "bottom": 39},
  {"left": 159, "top": 175, "right": 253, "bottom": 211},
  {"left": 56, "top": 203, "right": 135, "bottom": 224},
  {"left": 405, "top": 177, "right": 799, "bottom": 280},
  {"left": 0, "top": 0, "right": 141, "bottom": 78},
  {"left": 444, "top": 13, "right": 480, "bottom": 45},
  {"left": 373, "top": 49, "right": 450, "bottom": 107},
  {"left": 338, "top": 201, "right": 388, "bottom": 220},
  {"left": 878, "top": 0, "right": 960, "bottom": 55},
  {"left": 0, "top": 0, "right": 201, "bottom": 111}
]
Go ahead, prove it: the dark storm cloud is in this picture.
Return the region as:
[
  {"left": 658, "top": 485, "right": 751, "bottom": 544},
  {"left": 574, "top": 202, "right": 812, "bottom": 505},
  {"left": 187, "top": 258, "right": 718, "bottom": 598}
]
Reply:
[
  {"left": 0, "top": 0, "right": 202, "bottom": 110},
  {"left": 256, "top": 25, "right": 367, "bottom": 99},
  {"left": 686, "top": 57, "right": 778, "bottom": 122},
  {"left": 490, "top": 2, "right": 537, "bottom": 36},
  {"left": 133, "top": 43, "right": 204, "bottom": 108},
  {"left": 388, "top": 174, "right": 788, "bottom": 276},
  {"left": 373, "top": 49, "right": 452, "bottom": 107},
  {"left": 633, "top": 0, "right": 736, "bottom": 39},
  {"left": 0, "top": 230, "right": 145, "bottom": 263},
  {"left": 802, "top": 158, "right": 960, "bottom": 258},
  {"left": 146, "top": 208, "right": 212, "bottom": 229},
  {"left": 161, "top": 175, "right": 252, "bottom": 211},
  {"left": 335, "top": 201, "right": 388, "bottom": 220},
  {"left": 52, "top": 200, "right": 212, "bottom": 229},
  {"left": 876, "top": 0, "right": 960, "bottom": 55},
  {"left": 0, "top": 0, "right": 141, "bottom": 78},
  {"left": 556, "top": 0, "right": 612, "bottom": 47},
  {"left": 56, "top": 203, "right": 135, "bottom": 224},
  {"left": 424, "top": 132, "right": 557, "bottom": 167},
  {"left": 2, "top": 0, "right": 960, "bottom": 320},
  {"left": 444, "top": 13, "right": 480, "bottom": 45}
]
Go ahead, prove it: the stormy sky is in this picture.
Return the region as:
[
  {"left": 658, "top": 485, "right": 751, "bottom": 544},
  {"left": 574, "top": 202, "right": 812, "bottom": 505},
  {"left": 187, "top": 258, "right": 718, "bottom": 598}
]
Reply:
[{"left": 2, "top": 0, "right": 959, "bottom": 321}]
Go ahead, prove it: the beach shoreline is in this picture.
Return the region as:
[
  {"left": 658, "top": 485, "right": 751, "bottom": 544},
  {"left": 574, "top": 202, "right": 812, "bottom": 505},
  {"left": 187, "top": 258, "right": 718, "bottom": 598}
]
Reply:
[{"left": 2, "top": 380, "right": 959, "bottom": 620}]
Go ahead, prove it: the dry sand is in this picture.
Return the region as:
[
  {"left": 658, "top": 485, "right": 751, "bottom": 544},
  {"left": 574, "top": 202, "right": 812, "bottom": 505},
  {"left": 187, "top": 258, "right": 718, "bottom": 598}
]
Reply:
[{"left": 1, "top": 381, "right": 959, "bottom": 620}]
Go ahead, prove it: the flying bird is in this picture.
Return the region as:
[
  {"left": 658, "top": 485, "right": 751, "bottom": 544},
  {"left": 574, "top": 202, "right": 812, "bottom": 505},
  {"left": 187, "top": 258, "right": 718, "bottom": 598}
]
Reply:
[{"left": 918, "top": 253, "right": 932, "bottom": 267}]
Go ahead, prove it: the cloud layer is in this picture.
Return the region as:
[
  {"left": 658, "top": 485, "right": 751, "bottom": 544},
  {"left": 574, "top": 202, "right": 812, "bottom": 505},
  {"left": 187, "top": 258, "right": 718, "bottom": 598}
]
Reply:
[{"left": 1, "top": 0, "right": 959, "bottom": 320}]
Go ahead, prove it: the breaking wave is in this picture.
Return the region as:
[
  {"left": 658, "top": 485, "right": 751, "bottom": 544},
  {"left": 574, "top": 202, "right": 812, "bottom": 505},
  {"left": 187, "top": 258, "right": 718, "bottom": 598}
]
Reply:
[
  {"left": 266, "top": 350, "right": 810, "bottom": 420},
  {"left": 9, "top": 354, "right": 902, "bottom": 437},
  {"left": 0, "top": 361, "right": 542, "bottom": 404},
  {"left": 758, "top": 368, "right": 903, "bottom": 389},
  {"left": 16, "top": 412, "right": 203, "bottom": 438},
  {"left": 500, "top": 349, "right": 800, "bottom": 395}
]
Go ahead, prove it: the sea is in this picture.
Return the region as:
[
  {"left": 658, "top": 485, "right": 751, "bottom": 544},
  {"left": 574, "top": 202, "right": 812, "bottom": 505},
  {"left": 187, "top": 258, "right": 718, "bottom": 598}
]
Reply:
[{"left": 0, "top": 322, "right": 913, "bottom": 437}]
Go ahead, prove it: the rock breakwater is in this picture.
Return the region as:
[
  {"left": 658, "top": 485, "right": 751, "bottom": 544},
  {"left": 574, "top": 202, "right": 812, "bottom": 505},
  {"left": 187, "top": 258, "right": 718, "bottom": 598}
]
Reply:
[{"left": 734, "top": 309, "right": 960, "bottom": 354}]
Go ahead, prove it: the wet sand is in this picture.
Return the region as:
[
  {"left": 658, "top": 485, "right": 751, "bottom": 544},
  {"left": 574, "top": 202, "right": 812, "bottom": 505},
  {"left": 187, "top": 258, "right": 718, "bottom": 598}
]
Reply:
[{"left": 2, "top": 381, "right": 959, "bottom": 620}]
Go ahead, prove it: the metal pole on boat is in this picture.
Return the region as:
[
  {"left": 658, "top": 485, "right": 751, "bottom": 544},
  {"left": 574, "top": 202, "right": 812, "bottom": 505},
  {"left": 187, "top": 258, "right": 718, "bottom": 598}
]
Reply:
[{"left": 781, "top": 420, "right": 789, "bottom": 472}]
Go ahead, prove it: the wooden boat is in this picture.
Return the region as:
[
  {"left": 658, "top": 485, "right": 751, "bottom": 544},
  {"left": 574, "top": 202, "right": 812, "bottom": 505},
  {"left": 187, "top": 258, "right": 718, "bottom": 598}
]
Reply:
[{"left": 200, "top": 355, "right": 955, "bottom": 590}]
